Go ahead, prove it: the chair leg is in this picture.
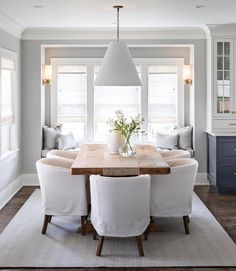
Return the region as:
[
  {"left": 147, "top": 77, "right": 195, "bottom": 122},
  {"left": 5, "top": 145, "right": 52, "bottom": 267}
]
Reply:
[
  {"left": 42, "top": 215, "right": 50, "bottom": 234},
  {"left": 136, "top": 235, "right": 144, "bottom": 257},
  {"left": 183, "top": 215, "right": 190, "bottom": 234},
  {"left": 81, "top": 216, "right": 86, "bottom": 235},
  {"left": 96, "top": 236, "right": 104, "bottom": 256},
  {"left": 144, "top": 226, "right": 149, "bottom": 240},
  {"left": 187, "top": 215, "right": 190, "bottom": 223},
  {"left": 150, "top": 216, "right": 154, "bottom": 223},
  {"left": 48, "top": 215, "right": 52, "bottom": 223},
  {"left": 93, "top": 229, "right": 97, "bottom": 240}
]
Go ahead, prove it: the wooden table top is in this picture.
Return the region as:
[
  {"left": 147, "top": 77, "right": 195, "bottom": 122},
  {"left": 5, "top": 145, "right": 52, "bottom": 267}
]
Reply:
[{"left": 70, "top": 144, "right": 170, "bottom": 176}]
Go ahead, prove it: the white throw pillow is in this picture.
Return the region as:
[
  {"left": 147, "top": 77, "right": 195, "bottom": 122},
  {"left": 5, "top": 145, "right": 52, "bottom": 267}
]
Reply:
[
  {"left": 57, "top": 132, "right": 77, "bottom": 150},
  {"left": 174, "top": 126, "right": 193, "bottom": 150},
  {"left": 155, "top": 132, "right": 178, "bottom": 150}
]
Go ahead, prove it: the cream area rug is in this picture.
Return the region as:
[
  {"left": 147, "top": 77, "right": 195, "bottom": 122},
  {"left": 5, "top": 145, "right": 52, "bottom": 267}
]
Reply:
[{"left": 0, "top": 189, "right": 236, "bottom": 268}]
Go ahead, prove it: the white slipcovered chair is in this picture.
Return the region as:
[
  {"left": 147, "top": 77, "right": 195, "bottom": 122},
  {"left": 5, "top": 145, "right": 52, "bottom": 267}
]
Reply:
[
  {"left": 160, "top": 149, "right": 191, "bottom": 160},
  {"left": 36, "top": 158, "right": 87, "bottom": 234},
  {"left": 90, "top": 174, "right": 151, "bottom": 257},
  {"left": 46, "top": 150, "right": 78, "bottom": 162},
  {"left": 150, "top": 158, "right": 198, "bottom": 234}
]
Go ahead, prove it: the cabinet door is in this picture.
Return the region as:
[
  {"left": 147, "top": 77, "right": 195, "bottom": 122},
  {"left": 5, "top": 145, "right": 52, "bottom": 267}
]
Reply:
[{"left": 214, "top": 39, "right": 233, "bottom": 116}]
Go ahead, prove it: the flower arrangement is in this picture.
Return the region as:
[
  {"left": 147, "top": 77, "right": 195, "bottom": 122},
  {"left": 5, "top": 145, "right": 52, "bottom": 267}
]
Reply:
[{"left": 107, "top": 110, "right": 145, "bottom": 156}]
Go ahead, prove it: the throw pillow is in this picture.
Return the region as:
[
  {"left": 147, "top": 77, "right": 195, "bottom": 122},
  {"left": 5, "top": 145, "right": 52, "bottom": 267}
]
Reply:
[
  {"left": 57, "top": 132, "right": 77, "bottom": 150},
  {"left": 155, "top": 132, "right": 178, "bottom": 150},
  {"left": 174, "top": 126, "right": 193, "bottom": 150},
  {"left": 43, "top": 126, "right": 58, "bottom": 150}
]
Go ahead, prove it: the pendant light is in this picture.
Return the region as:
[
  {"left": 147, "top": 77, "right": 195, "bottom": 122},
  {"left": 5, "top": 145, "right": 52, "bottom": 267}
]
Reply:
[{"left": 94, "top": 5, "right": 142, "bottom": 86}]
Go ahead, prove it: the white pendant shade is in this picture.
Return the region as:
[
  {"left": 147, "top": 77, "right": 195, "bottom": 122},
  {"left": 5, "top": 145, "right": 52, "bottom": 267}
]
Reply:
[{"left": 94, "top": 40, "right": 142, "bottom": 86}]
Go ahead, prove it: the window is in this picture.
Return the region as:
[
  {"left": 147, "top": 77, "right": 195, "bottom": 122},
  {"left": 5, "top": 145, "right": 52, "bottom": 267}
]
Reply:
[
  {"left": 55, "top": 65, "right": 87, "bottom": 141},
  {"left": 94, "top": 66, "right": 141, "bottom": 141},
  {"left": 0, "top": 49, "right": 17, "bottom": 157},
  {"left": 148, "top": 65, "right": 178, "bottom": 139},
  {"left": 51, "top": 58, "right": 184, "bottom": 143}
]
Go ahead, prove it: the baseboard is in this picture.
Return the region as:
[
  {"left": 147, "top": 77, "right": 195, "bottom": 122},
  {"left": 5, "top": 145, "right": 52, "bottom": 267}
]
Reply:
[
  {"left": 195, "top": 173, "right": 209, "bottom": 185},
  {"left": 21, "top": 174, "right": 39, "bottom": 186},
  {"left": 0, "top": 176, "right": 23, "bottom": 209}
]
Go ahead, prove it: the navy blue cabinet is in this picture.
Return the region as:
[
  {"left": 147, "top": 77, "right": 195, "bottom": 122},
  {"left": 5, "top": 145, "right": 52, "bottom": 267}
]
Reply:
[{"left": 207, "top": 134, "right": 236, "bottom": 194}]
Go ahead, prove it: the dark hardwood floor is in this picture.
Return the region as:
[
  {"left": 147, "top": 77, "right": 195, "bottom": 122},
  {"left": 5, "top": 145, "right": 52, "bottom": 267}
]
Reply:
[{"left": 0, "top": 185, "right": 236, "bottom": 271}]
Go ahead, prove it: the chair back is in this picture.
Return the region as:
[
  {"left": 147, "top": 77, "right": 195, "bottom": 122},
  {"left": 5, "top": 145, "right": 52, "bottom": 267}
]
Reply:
[
  {"left": 90, "top": 174, "right": 150, "bottom": 237},
  {"left": 150, "top": 158, "right": 198, "bottom": 217},
  {"left": 46, "top": 150, "right": 78, "bottom": 161},
  {"left": 161, "top": 149, "right": 191, "bottom": 159},
  {"left": 36, "top": 158, "right": 87, "bottom": 216}
]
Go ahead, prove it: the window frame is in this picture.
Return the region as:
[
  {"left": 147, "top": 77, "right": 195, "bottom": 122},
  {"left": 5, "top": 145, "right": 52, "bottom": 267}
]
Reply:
[
  {"left": 0, "top": 47, "right": 18, "bottom": 160},
  {"left": 50, "top": 57, "right": 184, "bottom": 142}
]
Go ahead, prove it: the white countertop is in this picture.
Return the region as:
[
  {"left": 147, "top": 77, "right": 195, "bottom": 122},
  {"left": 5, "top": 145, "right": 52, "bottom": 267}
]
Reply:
[{"left": 205, "top": 130, "right": 236, "bottom": 136}]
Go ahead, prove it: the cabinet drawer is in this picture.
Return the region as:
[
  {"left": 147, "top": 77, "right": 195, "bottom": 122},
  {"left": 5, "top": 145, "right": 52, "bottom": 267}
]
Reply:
[
  {"left": 218, "top": 163, "right": 236, "bottom": 186},
  {"left": 213, "top": 119, "right": 236, "bottom": 130},
  {"left": 218, "top": 139, "right": 236, "bottom": 159}
]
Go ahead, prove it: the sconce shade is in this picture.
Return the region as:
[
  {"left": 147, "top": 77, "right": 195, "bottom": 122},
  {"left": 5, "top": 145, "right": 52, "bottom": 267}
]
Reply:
[
  {"left": 44, "top": 65, "right": 52, "bottom": 79},
  {"left": 183, "top": 65, "right": 192, "bottom": 86},
  {"left": 42, "top": 65, "right": 52, "bottom": 86},
  {"left": 183, "top": 65, "right": 191, "bottom": 79},
  {"left": 94, "top": 41, "right": 142, "bottom": 86}
]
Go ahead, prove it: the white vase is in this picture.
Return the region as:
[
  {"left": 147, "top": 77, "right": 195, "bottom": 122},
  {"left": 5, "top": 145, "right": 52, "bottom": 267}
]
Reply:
[{"left": 107, "top": 130, "right": 125, "bottom": 154}]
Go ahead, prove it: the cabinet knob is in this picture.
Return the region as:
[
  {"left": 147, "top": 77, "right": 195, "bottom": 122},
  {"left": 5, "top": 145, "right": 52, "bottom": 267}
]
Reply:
[
  {"left": 229, "top": 123, "right": 236, "bottom": 126},
  {"left": 234, "top": 173, "right": 236, "bottom": 176}
]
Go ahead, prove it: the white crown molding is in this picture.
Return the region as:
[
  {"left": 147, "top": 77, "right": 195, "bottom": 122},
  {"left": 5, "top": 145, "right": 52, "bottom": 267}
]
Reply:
[
  {"left": 0, "top": 10, "right": 25, "bottom": 39},
  {"left": 22, "top": 27, "right": 206, "bottom": 40},
  {"left": 204, "top": 24, "right": 236, "bottom": 38}
]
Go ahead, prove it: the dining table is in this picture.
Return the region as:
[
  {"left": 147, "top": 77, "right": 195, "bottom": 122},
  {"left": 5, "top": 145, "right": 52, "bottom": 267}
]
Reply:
[
  {"left": 70, "top": 143, "right": 170, "bottom": 176},
  {"left": 70, "top": 143, "right": 171, "bottom": 234}
]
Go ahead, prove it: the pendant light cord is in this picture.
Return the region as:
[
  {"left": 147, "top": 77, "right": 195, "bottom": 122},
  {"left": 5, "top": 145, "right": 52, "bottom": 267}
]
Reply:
[
  {"left": 117, "top": 7, "right": 119, "bottom": 41},
  {"left": 113, "top": 5, "right": 123, "bottom": 42}
]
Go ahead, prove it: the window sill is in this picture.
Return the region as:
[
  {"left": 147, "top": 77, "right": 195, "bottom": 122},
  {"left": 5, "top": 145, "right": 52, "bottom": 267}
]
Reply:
[{"left": 0, "top": 149, "right": 19, "bottom": 167}]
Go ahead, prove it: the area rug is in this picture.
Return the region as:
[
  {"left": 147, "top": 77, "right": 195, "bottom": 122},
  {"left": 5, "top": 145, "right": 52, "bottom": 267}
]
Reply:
[{"left": 0, "top": 189, "right": 236, "bottom": 268}]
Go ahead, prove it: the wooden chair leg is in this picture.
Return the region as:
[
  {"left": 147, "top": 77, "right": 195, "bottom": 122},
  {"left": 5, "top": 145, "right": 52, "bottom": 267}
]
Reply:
[
  {"left": 48, "top": 215, "right": 52, "bottom": 223},
  {"left": 144, "top": 226, "right": 149, "bottom": 240},
  {"left": 96, "top": 236, "right": 104, "bottom": 256},
  {"left": 93, "top": 229, "right": 97, "bottom": 240},
  {"left": 42, "top": 215, "right": 50, "bottom": 234},
  {"left": 150, "top": 216, "right": 154, "bottom": 223},
  {"left": 81, "top": 216, "right": 86, "bottom": 235},
  {"left": 183, "top": 215, "right": 190, "bottom": 234},
  {"left": 136, "top": 235, "right": 144, "bottom": 257}
]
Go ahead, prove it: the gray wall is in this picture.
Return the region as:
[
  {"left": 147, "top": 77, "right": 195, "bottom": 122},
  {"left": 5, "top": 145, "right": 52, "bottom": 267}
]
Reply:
[
  {"left": 21, "top": 39, "right": 206, "bottom": 173},
  {"left": 0, "top": 29, "right": 21, "bottom": 194}
]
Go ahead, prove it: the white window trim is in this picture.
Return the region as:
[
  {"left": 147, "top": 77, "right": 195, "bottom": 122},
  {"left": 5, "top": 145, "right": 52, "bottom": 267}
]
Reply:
[
  {"left": 50, "top": 57, "right": 184, "bottom": 142},
  {"left": 0, "top": 47, "right": 18, "bottom": 160}
]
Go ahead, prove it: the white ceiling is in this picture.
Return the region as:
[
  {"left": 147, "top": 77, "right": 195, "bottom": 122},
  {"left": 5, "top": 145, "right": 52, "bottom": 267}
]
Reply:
[{"left": 0, "top": 0, "right": 236, "bottom": 29}]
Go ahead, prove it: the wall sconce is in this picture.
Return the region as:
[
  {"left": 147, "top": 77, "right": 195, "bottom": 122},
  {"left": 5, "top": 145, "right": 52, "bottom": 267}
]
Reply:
[
  {"left": 42, "top": 65, "right": 52, "bottom": 86},
  {"left": 183, "top": 65, "right": 192, "bottom": 86}
]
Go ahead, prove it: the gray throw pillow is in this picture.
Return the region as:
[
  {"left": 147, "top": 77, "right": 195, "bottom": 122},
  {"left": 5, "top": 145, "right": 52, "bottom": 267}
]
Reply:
[
  {"left": 155, "top": 132, "right": 178, "bottom": 150},
  {"left": 43, "top": 124, "right": 62, "bottom": 150},
  {"left": 57, "top": 132, "right": 77, "bottom": 150},
  {"left": 174, "top": 126, "right": 193, "bottom": 150},
  {"left": 43, "top": 126, "right": 58, "bottom": 150}
]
